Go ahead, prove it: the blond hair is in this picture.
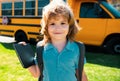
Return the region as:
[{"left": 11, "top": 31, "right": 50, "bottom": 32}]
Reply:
[{"left": 40, "top": 0, "right": 79, "bottom": 44}]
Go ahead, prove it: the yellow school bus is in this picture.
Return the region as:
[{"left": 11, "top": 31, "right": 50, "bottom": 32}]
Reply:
[
  {"left": 0, "top": 0, "right": 120, "bottom": 54},
  {"left": 0, "top": 0, "right": 51, "bottom": 42}
]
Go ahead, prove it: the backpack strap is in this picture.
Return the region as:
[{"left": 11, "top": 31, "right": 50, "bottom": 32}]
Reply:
[
  {"left": 75, "top": 41, "right": 85, "bottom": 81},
  {"left": 36, "top": 46, "right": 44, "bottom": 81}
]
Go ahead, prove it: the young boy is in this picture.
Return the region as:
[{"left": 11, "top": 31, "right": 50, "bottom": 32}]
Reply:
[{"left": 26, "top": 0, "right": 88, "bottom": 81}]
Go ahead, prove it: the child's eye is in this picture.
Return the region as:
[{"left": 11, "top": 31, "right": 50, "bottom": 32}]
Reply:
[
  {"left": 61, "top": 22, "right": 66, "bottom": 25},
  {"left": 50, "top": 23, "right": 55, "bottom": 25}
]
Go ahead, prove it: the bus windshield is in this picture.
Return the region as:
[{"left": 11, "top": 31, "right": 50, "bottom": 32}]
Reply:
[{"left": 101, "top": 1, "right": 120, "bottom": 18}]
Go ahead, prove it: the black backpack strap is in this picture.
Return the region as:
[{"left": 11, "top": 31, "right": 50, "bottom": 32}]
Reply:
[
  {"left": 75, "top": 41, "right": 85, "bottom": 81},
  {"left": 36, "top": 46, "right": 44, "bottom": 81}
]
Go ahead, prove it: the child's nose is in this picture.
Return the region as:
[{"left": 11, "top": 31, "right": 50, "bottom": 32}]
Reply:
[{"left": 56, "top": 25, "right": 61, "bottom": 29}]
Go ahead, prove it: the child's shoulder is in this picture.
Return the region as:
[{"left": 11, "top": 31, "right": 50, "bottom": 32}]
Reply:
[
  {"left": 67, "top": 41, "right": 78, "bottom": 48},
  {"left": 71, "top": 41, "right": 84, "bottom": 48}
]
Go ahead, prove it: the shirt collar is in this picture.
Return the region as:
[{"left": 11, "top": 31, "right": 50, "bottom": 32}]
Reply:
[
  {"left": 44, "top": 40, "right": 74, "bottom": 51},
  {"left": 65, "top": 40, "right": 74, "bottom": 51},
  {"left": 44, "top": 42, "right": 54, "bottom": 51}
]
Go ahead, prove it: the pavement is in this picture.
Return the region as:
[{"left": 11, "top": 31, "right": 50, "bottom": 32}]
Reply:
[{"left": 0, "top": 36, "right": 15, "bottom": 43}]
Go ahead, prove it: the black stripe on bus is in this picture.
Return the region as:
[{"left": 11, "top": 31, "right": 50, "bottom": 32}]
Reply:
[
  {"left": 10, "top": 23, "right": 41, "bottom": 27},
  {"left": 0, "top": 23, "right": 41, "bottom": 27},
  {"left": 28, "top": 32, "right": 40, "bottom": 35},
  {"left": 0, "top": 29, "right": 14, "bottom": 32},
  {"left": 0, "top": 34, "right": 13, "bottom": 37}
]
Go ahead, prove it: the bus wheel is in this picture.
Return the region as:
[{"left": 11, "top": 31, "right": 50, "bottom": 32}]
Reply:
[
  {"left": 15, "top": 31, "right": 28, "bottom": 43},
  {"left": 104, "top": 37, "right": 120, "bottom": 54}
]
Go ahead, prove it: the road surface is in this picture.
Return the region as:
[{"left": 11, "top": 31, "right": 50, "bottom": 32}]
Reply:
[{"left": 0, "top": 36, "right": 15, "bottom": 43}]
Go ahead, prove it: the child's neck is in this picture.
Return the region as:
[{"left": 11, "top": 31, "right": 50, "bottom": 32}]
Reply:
[{"left": 51, "top": 39, "right": 67, "bottom": 53}]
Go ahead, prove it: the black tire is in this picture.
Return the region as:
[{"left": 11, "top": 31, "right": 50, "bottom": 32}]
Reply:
[
  {"left": 104, "top": 37, "right": 120, "bottom": 54},
  {"left": 15, "top": 32, "right": 28, "bottom": 43}
]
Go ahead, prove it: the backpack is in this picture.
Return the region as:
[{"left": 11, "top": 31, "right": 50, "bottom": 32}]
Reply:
[{"left": 36, "top": 41, "right": 85, "bottom": 81}]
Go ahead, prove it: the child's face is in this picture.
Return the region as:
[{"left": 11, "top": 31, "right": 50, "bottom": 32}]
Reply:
[{"left": 47, "top": 15, "right": 69, "bottom": 41}]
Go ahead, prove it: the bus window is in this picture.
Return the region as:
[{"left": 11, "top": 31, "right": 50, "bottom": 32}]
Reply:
[
  {"left": 2, "top": 2, "right": 12, "bottom": 16},
  {"left": 14, "top": 1, "right": 23, "bottom": 16},
  {"left": 63, "top": 0, "right": 67, "bottom": 2},
  {"left": 80, "top": 2, "right": 111, "bottom": 18},
  {"left": 38, "top": 0, "right": 49, "bottom": 16},
  {"left": 25, "top": 0, "right": 35, "bottom": 16}
]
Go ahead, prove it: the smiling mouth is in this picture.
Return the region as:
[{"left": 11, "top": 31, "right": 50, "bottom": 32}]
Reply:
[{"left": 54, "top": 32, "right": 62, "bottom": 34}]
